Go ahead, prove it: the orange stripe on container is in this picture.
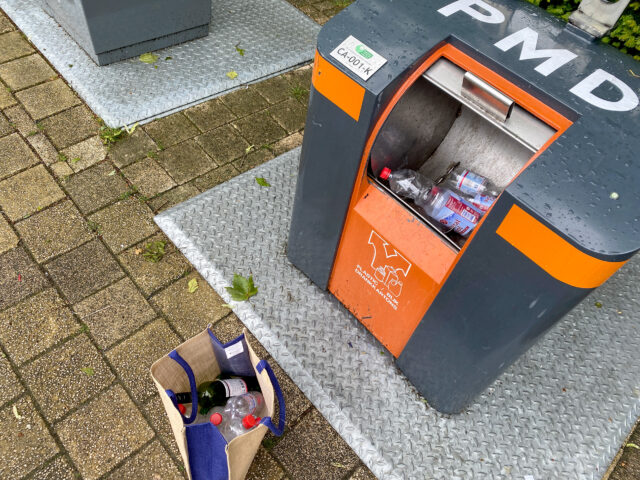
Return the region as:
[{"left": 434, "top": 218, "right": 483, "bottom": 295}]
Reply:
[
  {"left": 496, "top": 205, "right": 625, "bottom": 289},
  {"left": 311, "top": 50, "right": 365, "bottom": 122}
]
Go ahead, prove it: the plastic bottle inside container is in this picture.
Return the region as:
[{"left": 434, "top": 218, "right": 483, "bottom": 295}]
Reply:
[
  {"left": 379, "top": 168, "right": 434, "bottom": 200},
  {"left": 417, "top": 187, "right": 482, "bottom": 237},
  {"left": 443, "top": 165, "right": 499, "bottom": 213},
  {"left": 380, "top": 168, "right": 482, "bottom": 237}
]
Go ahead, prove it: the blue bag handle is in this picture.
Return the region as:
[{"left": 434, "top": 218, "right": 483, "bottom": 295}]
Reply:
[
  {"left": 256, "top": 359, "right": 286, "bottom": 436},
  {"left": 167, "top": 350, "right": 199, "bottom": 424}
]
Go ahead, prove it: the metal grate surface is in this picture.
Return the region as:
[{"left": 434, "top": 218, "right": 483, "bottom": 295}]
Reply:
[
  {"left": 0, "top": 0, "right": 320, "bottom": 126},
  {"left": 156, "top": 148, "right": 640, "bottom": 480}
]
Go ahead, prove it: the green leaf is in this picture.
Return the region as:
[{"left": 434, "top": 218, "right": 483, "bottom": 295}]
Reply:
[
  {"left": 80, "top": 367, "right": 95, "bottom": 376},
  {"left": 225, "top": 274, "right": 258, "bottom": 301},
  {"left": 627, "top": 443, "right": 640, "bottom": 449},
  {"left": 255, "top": 177, "right": 271, "bottom": 187},
  {"left": 188, "top": 278, "right": 199, "bottom": 293},
  {"left": 165, "top": 56, "right": 173, "bottom": 61},
  {"left": 226, "top": 70, "right": 239, "bottom": 79},
  {"left": 235, "top": 43, "right": 245, "bottom": 56},
  {"left": 595, "top": 301, "right": 603, "bottom": 308},
  {"left": 139, "top": 52, "right": 158, "bottom": 64},
  {"left": 245, "top": 145, "right": 255, "bottom": 154}
]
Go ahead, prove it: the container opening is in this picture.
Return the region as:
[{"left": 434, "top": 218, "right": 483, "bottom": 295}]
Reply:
[{"left": 368, "top": 57, "right": 557, "bottom": 249}]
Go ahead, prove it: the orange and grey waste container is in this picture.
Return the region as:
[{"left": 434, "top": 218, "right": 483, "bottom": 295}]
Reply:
[{"left": 287, "top": 0, "right": 639, "bottom": 412}]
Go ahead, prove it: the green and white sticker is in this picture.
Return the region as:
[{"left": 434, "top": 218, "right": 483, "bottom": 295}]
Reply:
[{"left": 330, "top": 36, "right": 387, "bottom": 81}]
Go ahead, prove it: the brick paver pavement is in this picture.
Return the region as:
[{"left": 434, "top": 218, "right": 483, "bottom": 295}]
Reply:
[{"left": 0, "top": 1, "right": 636, "bottom": 479}]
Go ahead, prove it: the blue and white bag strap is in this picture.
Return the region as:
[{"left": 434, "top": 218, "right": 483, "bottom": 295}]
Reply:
[
  {"left": 165, "top": 350, "right": 199, "bottom": 425},
  {"left": 256, "top": 360, "right": 286, "bottom": 436}
]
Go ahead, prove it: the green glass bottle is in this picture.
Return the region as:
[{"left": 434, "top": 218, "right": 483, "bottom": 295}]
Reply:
[{"left": 175, "top": 375, "right": 261, "bottom": 414}]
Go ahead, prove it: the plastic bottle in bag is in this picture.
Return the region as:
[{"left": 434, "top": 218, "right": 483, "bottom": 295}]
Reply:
[{"left": 210, "top": 392, "right": 266, "bottom": 441}]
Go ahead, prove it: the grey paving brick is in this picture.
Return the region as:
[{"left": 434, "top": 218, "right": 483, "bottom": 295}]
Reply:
[
  {"left": 184, "top": 98, "right": 235, "bottom": 132},
  {"left": 232, "top": 111, "right": 287, "bottom": 147},
  {"left": 144, "top": 113, "right": 199, "bottom": 148},
  {"left": 0, "top": 31, "right": 34, "bottom": 64},
  {"left": 15, "top": 79, "right": 80, "bottom": 120},
  {"left": 73, "top": 277, "right": 156, "bottom": 350},
  {"left": 104, "top": 440, "right": 184, "bottom": 480},
  {"left": 21, "top": 334, "right": 115, "bottom": 421},
  {"left": 39, "top": 105, "right": 97, "bottom": 149},
  {"left": 118, "top": 234, "right": 191, "bottom": 296},
  {"left": 44, "top": 239, "right": 124, "bottom": 304},
  {"left": 152, "top": 272, "right": 229, "bottom": 339},
  {"left": 0, "top": 288, "right": 78, "bottom": 365},
  {"left": 108, "top": 128, "right": 156, "bottom": 168},
  {"left": 156, "top": 139, "right": 216, "bottom": 185},
  {"left": 0, "top": 54, "right": 56, "bottom": 91},
  {"left": 221, "top": 87, "right": 269, "bottom": 117},
  {"left": 0, "top": 396, "right": 59, "bottom": 479},
  {"left": 148, "top": 183, "right": 200, "bottom": 213},
  {"left": 0, "top": 164, "right": 65, "bottom": 221},
  {"left": 29, "top": 456, "right": 76, "bottom": 480},
  {"left": 15, "top": 200, "right": 92, "bottom": 263},
  {"left": 61, "top": 135, "right": 107, "bottom": 172},
  {"left": 271, "top": 410, "right": 360, "bottom": 480},
  {"left": 0, "top": 356, "right": 22, "bottom": 406},
  {"left": 88, "top": 198, "right": 157, "bottom": 254},
  {"left": 57, "top": 385, "right": 154, "bottom": 479},
  {"left": 0, "top": 246, "right": 49, "bottom": 312},
  {"left": 106, "top": 318, "right": 180, "bottom": 402},
  {"left": 121, "top": 157, "right": 176, "bottom": 198},
  {"left": 195, "top": 124, "right": 250, "bottom": 165},
  {"left": 0, "top": 214, "right": 18, "bottom": 255},
  {"left": 62, "top": 162, "right": 129, "bottom": 214}
]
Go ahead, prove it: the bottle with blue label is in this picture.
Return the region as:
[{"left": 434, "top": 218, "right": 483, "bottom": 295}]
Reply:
[
  {"left": 443, "top": 165, "right": 499, "bottom": 213},
  {"left": 379, "top": 167, "right": 483, "bottom": 237}
]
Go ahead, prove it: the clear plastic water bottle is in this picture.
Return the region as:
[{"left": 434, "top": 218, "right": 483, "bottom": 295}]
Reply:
[
  {"left": 210, "top": 392, "right": 265, "bottom": 442},
  {"left": 380, "top": 167, "right": 482, "bottom": 237},
  {"left": 443, "top": 165, "right": 499, "bottom": 213},
  {"left": 379, "top": 167, "right": 434, "bottom": 200},
  {"left": 178, "top": 403, "right": 220, "bottom": 425},
  {"left": 417, "top": 187, "right": 482, "bottom": 237}
]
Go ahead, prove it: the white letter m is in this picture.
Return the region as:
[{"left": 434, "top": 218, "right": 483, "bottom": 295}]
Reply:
[{"left": 494, "top": 27, "right": 577, "bottom": 76}]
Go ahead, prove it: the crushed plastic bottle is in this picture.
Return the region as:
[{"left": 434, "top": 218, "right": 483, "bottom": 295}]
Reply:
[
  {"left": 442, "top": 165, "right": 499, "bottom": 213},
  {"left": 380, "top": 167, "right": 483, "bottom": 237}
]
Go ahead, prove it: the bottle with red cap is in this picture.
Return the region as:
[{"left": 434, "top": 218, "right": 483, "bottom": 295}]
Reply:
[
  {"left": 379, "top": 167, "right": 483, "bottom": 237},
  {"left": 209, "top": 392, "right": 266, "bottom": 442}
]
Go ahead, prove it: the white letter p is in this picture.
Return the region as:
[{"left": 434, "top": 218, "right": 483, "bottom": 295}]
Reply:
[{"left": 438, "top": 0, "right": 505, "bottom": 24}]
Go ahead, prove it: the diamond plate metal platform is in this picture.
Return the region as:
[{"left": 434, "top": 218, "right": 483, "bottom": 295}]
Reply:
[
  {"left": 156, "top": 148, "right": 640, "bottom": 480},
  {"left": 0, "top": 0, "right": 319, "bottom": 126}
]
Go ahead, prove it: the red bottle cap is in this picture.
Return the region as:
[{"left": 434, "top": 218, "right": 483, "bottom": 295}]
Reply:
[
  {"left": 178, "top": 404, "right": 186, "bottom": 415},
  {"left": 242, "top": 414, "right": 261, "bottom": 429},
  {"left": 210, "top": 413, "right": 223, "bottom": 425},
  {"left": 379, "top": 167, "right": 391, "bottom": 180}
]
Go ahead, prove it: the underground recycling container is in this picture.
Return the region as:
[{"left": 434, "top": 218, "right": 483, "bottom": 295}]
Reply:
[
  {"left": 44, "top": 0, "right": 211, "bottom": 65},
  {"left": 287, "top": 0, "right": 640, "bottom": 413}
]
